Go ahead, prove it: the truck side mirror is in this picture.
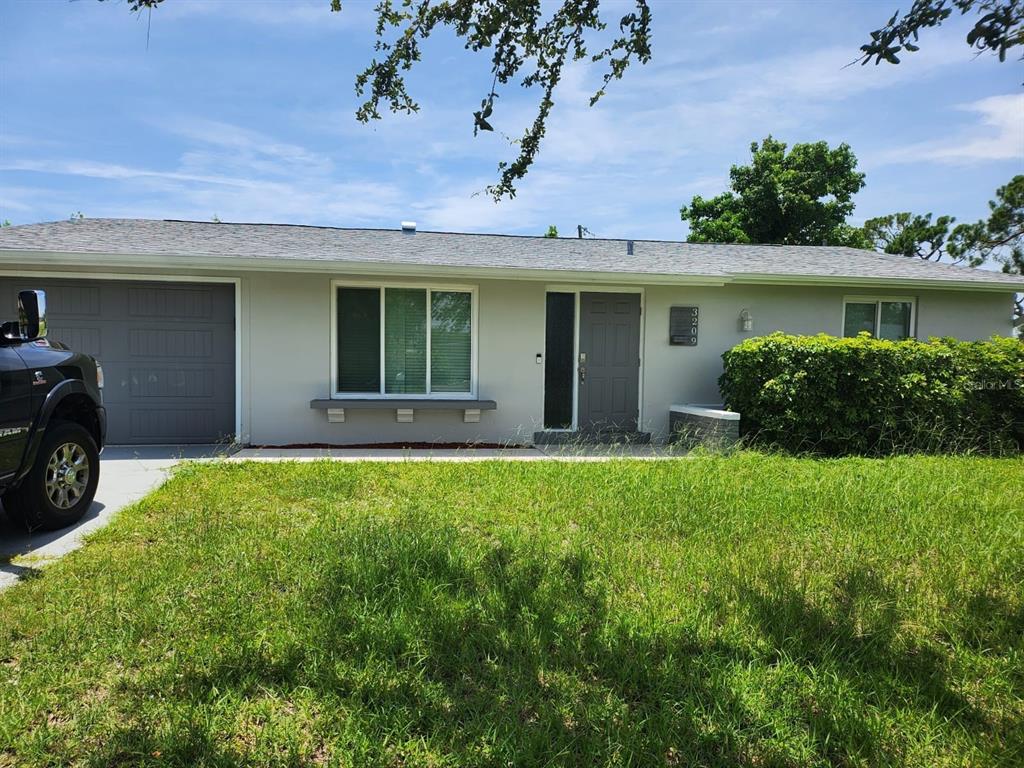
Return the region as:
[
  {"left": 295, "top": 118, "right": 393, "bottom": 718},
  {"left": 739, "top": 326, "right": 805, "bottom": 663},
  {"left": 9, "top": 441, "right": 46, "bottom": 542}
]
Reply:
[{"left": 18, "top": 289, "right": 47, "bottom": 340}]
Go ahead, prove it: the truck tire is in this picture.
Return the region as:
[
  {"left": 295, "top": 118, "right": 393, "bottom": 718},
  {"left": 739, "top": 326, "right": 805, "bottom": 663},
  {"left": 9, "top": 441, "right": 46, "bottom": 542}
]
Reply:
[{"left": 4, "top": 421, "right": 100, "bottom": 532}]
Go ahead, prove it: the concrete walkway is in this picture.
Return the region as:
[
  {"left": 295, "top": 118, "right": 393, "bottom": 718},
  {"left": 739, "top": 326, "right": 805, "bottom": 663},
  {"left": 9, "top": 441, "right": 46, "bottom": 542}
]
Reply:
[
  {"left": 0, "top": 445, "right": 224, "bottom": 590},
  {"left": 231, "top": 444, "right": 689, "bottom": 461}
]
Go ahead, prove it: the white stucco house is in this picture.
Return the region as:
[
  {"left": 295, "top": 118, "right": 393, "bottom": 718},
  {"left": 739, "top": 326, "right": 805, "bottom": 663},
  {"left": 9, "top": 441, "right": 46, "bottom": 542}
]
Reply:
[{"left": 1, "top": 218, "right": 1021, "bottom": 446}]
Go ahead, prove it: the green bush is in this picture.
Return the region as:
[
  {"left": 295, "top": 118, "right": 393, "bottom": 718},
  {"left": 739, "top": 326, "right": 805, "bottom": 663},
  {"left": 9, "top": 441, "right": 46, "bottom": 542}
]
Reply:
[{"left": 720, "top": 333, "right": 1024, "bottom": 455}]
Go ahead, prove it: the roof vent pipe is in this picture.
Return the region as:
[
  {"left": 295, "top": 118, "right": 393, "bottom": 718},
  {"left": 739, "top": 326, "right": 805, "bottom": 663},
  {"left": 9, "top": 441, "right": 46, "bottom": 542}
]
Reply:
[
  {"left": 401, "top": 221, "right": 417, "bottom": 234},
  {"left": 626, "top": 240, "right": 634, "bottom": 256}
]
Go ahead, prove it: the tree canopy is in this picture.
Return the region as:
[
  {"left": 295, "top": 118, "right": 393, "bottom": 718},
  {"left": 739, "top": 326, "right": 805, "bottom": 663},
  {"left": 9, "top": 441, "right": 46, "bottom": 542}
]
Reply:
[
  {"left": 857, "top": 0, "right": 1023, "bottom": 67},
  {"left": 862, "top": 176, "right": 1023, "bottom": 329},
  {"left": 953, "top": 175, "right": 1024, "bottom": 326},
  {"left": 861, "top": 211, "right": 972, "bottom": 264},
  {"left": 679, "top": 137, "right": 867, "bottom": 247}
]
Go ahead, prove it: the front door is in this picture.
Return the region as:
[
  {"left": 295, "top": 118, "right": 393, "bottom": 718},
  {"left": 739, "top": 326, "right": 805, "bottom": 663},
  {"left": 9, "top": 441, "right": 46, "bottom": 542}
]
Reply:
[{"left": 577, "top": 292, "right": 641, "bottom": 433}]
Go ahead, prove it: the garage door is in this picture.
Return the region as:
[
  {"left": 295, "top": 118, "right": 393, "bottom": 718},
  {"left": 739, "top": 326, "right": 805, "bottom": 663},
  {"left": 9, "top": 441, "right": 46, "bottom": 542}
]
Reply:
[{"left": 0, "top": 278, "right": 235, "bottom": 445}]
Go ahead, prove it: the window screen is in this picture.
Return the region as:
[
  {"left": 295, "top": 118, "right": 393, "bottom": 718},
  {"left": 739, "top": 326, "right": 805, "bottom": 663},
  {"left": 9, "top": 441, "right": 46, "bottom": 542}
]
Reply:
[
  {"left": 384, "top": 288, "right": 427, "bottom": 394},
  {"left": 843, "top": 302, "right": 877, "bottom": 338},
  {"left": 430, "top": 291, "right": 472, "bottom": 393},
  {"left": 879, "top": 301, "right": 912, "bottom": 340}
]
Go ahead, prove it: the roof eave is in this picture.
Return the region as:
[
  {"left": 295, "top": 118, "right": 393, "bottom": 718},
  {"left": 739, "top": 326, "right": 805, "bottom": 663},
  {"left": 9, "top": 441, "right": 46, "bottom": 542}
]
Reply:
[
  {"left": 1, "top": 249, "right": 1021, "bottom": 291},
  {"left": 732, "top": 272, "right": 1024, "bottom": 293}
]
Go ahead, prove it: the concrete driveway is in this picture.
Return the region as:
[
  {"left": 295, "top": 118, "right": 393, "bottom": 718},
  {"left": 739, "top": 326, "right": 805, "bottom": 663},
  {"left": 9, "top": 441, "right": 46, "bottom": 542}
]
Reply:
[{"left": 0, "top": 445, "right": 225, "bottom": 591}]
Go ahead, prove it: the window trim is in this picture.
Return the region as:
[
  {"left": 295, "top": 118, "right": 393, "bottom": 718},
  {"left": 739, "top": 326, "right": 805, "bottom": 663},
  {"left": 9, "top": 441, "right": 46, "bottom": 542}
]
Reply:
[
  {"left": 842, "top": 295, "right": 917, "bottom": 340},
  {"left": 330, "top": 279, "right": 479, "bottom": 400}
]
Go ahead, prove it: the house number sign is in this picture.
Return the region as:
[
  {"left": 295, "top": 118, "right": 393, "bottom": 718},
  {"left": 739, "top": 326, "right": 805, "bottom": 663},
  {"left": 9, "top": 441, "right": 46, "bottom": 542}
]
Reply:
[{"left": 670, "top": 306, "right": 699, "bottom": 346}]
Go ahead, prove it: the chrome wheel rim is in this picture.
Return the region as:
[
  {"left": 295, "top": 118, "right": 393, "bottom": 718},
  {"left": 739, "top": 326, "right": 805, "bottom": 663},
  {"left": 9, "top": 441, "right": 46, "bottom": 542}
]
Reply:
[{"left": 45, "top": 442, "right": 90, "bottom": 510}]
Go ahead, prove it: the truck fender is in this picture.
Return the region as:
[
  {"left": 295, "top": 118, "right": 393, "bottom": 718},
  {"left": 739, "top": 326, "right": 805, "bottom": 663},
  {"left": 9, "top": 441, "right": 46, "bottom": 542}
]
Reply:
[{"left": 15, "top": 380, "right": 95, "bottom": 485}]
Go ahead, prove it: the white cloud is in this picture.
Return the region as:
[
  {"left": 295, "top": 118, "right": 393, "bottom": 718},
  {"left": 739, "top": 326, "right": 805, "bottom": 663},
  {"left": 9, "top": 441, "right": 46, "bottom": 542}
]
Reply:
[{"left": 868, "top": 93, "right": 1024, "bottom": 166}]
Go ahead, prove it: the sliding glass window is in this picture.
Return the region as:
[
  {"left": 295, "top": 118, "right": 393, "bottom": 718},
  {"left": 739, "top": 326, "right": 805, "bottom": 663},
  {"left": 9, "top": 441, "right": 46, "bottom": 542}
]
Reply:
[
  {"left": 335, "top": 285, "right": 474, "bottom": 396},
  {"left": 843, "top": 298, "right": 915, "bottom": 341}
]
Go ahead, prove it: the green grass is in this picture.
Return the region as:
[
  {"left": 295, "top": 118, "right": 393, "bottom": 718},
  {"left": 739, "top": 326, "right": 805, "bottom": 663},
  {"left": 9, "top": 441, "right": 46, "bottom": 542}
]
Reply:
[{"left": 1, "top": 454, "right": 1022, "bottom": 767}]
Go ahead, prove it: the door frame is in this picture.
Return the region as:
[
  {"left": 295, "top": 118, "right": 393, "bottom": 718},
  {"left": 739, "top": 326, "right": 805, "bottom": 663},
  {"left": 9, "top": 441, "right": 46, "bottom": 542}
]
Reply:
[
  {"left": 542, "top": 284, "right": 645, "bottom": 433},
  {"left": 0, "top": 270, "right": 243, "bottom": 443}
]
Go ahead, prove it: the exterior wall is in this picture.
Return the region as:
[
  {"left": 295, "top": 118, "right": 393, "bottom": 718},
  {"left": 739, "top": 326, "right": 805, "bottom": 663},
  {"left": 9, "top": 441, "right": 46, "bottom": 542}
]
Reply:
[
  {"left": 2, "top": 263, "right": 1016, "bottom": 446},
  {"left": 640, "top": 284, "right": 1014, "bottom": 440},
  {"left": 244, "top": 272, "right": 545, "bottom": 445}
]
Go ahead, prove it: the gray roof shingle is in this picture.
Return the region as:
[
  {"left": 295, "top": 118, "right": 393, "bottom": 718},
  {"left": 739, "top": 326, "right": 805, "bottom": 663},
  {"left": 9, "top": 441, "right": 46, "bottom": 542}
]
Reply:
[{"left": 1, "top": 218, "right": 1021, "bottom": 288}]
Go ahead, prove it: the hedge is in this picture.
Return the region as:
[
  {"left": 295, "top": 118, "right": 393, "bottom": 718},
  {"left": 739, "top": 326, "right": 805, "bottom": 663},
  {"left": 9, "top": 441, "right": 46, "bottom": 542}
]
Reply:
[{"left": 720, "top": 333, "right": 1024, "bottom": 455}]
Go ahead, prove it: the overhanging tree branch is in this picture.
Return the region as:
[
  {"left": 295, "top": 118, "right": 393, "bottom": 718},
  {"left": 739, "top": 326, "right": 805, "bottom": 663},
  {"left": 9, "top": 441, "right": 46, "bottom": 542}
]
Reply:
[
  {"left": 856, "top": 0, "right": 1024, "bottom": 67},
  {"left": 107, "top": 0, "right": 652, "bottom": 202}
]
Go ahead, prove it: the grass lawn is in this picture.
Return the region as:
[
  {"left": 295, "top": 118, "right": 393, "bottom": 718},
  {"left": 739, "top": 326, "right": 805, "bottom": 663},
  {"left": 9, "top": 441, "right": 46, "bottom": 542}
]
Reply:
[{"left": 1, "top": 454, "right": 1022, "bottom": 767}]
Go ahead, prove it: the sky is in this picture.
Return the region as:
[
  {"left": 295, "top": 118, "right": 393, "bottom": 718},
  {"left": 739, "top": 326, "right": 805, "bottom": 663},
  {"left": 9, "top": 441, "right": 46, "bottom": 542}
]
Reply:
[{"left": 0, "top": 0, "right": 1021, "bottom": 240}]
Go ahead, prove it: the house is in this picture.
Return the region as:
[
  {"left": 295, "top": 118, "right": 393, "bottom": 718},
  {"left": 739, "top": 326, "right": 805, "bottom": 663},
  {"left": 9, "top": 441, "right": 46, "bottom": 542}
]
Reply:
[{"left": 1, "top": 218, "right": 1021, "bottom": 446}]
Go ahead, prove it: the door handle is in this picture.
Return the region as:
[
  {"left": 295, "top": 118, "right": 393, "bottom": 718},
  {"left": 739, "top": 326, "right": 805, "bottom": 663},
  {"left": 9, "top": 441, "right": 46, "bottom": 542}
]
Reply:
[{"left": 579, "top": 366, "right": 586, "bottom": 383}]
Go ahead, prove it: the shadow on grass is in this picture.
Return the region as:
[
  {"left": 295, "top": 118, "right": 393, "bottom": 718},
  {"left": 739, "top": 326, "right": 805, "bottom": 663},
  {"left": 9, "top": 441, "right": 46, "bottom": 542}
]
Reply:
[
  {"left": 735, "top": 565, "right": 1000, "bottom": 760},
  {"left": 959, "top": 588, "right": 1024, "bottom": 654},
  {"left": 92, "top": 519, "right": 1012, "bottom": 766},
  {"left": 97, "top": 519, "right": 774, "bottom": 765},
  {"left": 0, "top": 560, "right": 42, "bottom": 583}
]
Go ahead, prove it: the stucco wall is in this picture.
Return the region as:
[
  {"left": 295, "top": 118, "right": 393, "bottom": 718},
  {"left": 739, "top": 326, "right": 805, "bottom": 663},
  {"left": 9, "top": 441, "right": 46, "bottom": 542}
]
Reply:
[
  {"left": 243, "top": 271, "right": 547, "bottom": 445},
  {"left": 3, "top": 263, "right": 1016, "bottom": 445},
  {"left": 243, "top": 273, "right": 1012, "bottom": 445},
  {"left": 640, "top": 284, "right": 1014, "bottom": 439}
]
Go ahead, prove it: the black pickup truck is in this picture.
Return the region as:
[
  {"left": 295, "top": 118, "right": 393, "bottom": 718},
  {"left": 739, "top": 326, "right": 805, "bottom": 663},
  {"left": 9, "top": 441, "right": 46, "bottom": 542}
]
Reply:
[{"left": 1, "top": 290, "right": 105, "bottom": 531}]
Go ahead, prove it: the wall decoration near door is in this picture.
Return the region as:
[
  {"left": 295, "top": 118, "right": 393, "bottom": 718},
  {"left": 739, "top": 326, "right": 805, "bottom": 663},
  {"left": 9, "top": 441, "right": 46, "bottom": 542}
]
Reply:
[
  {"left": 577, "top": 292, "right": 641, "bottom": 433},
  {"left": 669, "top": 306, "right": 699, "bottom": 345}
]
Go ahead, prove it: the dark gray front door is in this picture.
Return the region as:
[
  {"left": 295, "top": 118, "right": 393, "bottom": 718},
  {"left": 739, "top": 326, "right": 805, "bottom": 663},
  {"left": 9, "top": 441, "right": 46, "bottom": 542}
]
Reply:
[
  {"left": 0, "top": 278, "right": 235, "bottom": 445},
  {"left": 578, "top": 292, "right": 640, "bottom": 433}
]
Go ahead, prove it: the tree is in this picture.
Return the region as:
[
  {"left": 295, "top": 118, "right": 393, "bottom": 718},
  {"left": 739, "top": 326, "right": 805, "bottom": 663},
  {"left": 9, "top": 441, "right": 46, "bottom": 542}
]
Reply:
[
  {"left": 680, "top": 136, "right": 868, "bottom": 247},
  {"left": 103, "top": 0, "right": 652, "bottom": 201},
  {"left": 858, "top": 1, "right": 1023, "bottom": 67},
  {"left": 543, "top": 225, "right": 559, "bottom": 238},
  {"left": 861, "top": 211, "right": 981, "bottom": 264},
  {"left": 863, "top": 177, "right": 1024, "bottom": 331},
  {"left": 948, "top": 175, "right": 1024, "bottom": 328}
]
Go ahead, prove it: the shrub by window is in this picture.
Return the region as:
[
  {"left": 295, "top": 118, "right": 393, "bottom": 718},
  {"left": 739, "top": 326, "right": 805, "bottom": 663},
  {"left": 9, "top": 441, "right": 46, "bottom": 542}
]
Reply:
[{"left": 720, "top": 333, "right": 1024, "bottom": 455}]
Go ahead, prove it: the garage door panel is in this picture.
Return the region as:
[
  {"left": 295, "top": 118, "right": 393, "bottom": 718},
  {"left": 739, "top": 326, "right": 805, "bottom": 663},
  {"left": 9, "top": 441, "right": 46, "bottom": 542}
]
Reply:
[
  {"left": 128, "top": 286, "right": 215, "bottom": 320},
  {"left": 102, "top": 364, "right": 233, "bottom": 403},
  {"left": 47, "top": 326, "right": 103, "bottom": 357},
  {"left": 95, "top": 323, "right": 234, "bottom": 361},
  {"left": 0, "top": 277, "right": 235, "bottom": 444},
  {"left": 102, "top": 406, "right": 234, "bottom": 444}
]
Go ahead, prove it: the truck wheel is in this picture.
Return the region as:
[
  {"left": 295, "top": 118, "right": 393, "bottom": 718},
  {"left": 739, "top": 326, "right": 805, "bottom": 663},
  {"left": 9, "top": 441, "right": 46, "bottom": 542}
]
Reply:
[{"left": 4, "top": 421, "right": 100, "bottom": 532}]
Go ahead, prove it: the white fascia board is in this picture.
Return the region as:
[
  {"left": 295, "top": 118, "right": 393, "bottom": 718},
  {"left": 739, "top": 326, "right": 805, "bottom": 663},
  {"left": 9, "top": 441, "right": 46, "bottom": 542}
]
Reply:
[
  {"left": 0, "top": 249, "right": 728, "bottom": 286},
  {"left": 731, "top": 272, "right": 1024, "bottom": 293},
  {"left": 2, "top": 249, "right": 1021, "bottom": 291}
]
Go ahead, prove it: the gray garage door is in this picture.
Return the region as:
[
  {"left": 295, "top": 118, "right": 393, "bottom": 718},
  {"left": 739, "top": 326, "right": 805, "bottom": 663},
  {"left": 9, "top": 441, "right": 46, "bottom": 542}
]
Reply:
[{"left": 0, "top": 278, "right": 235, "bottom": 445}]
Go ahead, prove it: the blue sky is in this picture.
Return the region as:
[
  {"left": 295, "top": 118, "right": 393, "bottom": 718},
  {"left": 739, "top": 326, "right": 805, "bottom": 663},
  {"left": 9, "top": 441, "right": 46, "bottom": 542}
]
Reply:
[{"left": 1, "top": 0, "right": 1020, "bottom": 239}]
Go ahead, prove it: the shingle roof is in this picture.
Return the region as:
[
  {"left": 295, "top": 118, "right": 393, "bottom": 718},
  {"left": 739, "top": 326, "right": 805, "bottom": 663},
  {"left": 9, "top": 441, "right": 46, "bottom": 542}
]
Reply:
[{"left": 1, "top": 218, "right": 1021, "bottom": 288}]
